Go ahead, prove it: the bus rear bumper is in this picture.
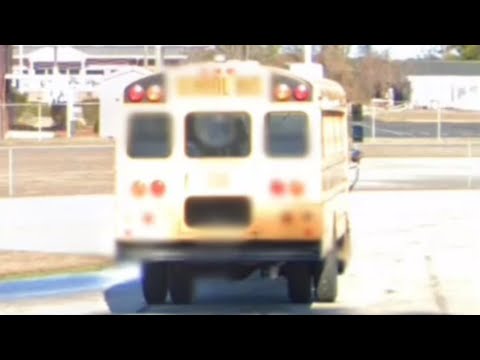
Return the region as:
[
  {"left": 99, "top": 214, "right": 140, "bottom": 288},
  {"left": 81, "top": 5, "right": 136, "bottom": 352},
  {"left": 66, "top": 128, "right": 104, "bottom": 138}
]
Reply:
[{"left": 116, "top": 241, "right": 321, "bottom": 263}]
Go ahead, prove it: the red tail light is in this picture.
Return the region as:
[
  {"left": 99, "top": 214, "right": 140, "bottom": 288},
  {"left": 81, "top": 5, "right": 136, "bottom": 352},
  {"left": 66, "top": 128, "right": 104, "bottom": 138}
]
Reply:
[
  {"left": 271, "top": 180, "right": 286, "bottom": 196},
  {"left": 151, "top": 180, "right": 166, "bottom": 197},
  {"left": 294, "top": 84, "right": 310, "bottom": 101},
  {"left": 129, "top": 84, "right": 145, "bottom": 103},
  {"left": 132, "top": 181, "right": 147, "bottom": 198}
]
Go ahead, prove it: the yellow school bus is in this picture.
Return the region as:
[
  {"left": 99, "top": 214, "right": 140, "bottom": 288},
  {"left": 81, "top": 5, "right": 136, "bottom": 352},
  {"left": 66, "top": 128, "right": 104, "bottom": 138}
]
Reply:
[{"left": 115, "top": 60, "right": 354, "bottom": 305}]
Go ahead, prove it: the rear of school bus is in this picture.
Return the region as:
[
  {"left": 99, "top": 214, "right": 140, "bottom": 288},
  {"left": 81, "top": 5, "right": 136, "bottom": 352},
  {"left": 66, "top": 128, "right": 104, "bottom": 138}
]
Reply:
[{"left": 114, "top": 61, "right": 347, "bottom": 305}]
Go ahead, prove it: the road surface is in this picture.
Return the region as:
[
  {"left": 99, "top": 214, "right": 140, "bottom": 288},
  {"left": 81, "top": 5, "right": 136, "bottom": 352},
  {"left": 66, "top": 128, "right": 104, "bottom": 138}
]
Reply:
[{"left": 0, "top": 190, "right": 479, "bottom": 315}]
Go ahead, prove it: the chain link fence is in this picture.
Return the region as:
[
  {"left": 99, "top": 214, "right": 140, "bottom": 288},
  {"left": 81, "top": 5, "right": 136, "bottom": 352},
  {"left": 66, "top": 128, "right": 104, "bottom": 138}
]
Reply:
[
  {"left": 0, "top": 145, "right": 114, "bottom": 198},
  {"left": 351, "top": 102, "right": 480, "bottom": 140},
  {"left": 1, "top": 101, "right": 100, "bottom": 139}
]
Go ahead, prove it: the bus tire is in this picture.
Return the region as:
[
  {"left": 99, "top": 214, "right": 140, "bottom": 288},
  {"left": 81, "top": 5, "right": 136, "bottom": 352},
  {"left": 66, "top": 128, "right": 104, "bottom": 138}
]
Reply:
[
  {"left": 169, "top": 264, "right": 195, "bottom": 305},
  {"left": 286, "top": 263, "right": 312, "bottom": 304},
  {"left": 337, "top": 216, "right": 352, "bottom": 275},
  {"left": 141, "top": 262, "right": 168, "bottom": 305},
  {"left": 314, "top": 251, "right": 338, "bottom": 303}
]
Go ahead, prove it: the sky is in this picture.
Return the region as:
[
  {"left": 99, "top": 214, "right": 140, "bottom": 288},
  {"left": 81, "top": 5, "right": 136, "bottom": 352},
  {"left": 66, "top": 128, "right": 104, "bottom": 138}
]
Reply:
[
  {"left": 371, "top": 45, "right": 437, "bottom": 59},
  {"left": 92, "top": 45, "right": 437, "bottom": 58},
  {"left": 23, "top": 45, "right": 440, "bottom": 60}
]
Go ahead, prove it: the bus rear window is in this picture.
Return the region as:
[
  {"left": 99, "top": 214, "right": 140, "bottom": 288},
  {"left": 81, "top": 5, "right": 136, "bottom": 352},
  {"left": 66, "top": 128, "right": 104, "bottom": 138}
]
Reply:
[
  {"left": 186, "top": 113, "right": 250, "bottom": 158},
  {"left": 265, "top": 112, "right": 308, "bottom": 157},
  {"left": 128, "top": 113, "right": 172, "bottom": 158}
]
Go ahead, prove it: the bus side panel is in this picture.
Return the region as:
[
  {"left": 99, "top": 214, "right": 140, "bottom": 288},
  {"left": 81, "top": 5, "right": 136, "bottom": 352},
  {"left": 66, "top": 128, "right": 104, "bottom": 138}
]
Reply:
[{"left": 320, "top": 107, "right": 350, "bottom": 256}]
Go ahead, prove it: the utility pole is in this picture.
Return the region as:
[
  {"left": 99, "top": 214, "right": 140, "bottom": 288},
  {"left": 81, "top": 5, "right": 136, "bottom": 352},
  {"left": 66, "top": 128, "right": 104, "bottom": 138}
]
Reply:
[
  {"left": 155, "top": 45, "right": 162, "bottom": 71},
  {"left": 241, "top": 45, "right": 249, "bottom": 61},
  {"left": 19, "top": 45, "right": 24, "bottom": 73},
  {"left": 144, "top": 45, "right": 149, "bottom": 69},
  {"left": 304, "top": 45, "right": 313, "bottom": 63},
  {"left": 0, "top": 45, "right": 12, "bottom": 139},
  {"left": 53, "top": 45, "right": 59, "bottom": 75}
]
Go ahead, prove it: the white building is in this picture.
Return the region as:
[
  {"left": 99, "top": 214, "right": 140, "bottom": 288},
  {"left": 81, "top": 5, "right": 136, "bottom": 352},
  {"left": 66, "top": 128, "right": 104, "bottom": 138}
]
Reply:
[
  {"left": 8, "top": 45, "right": 215, "bottom": 100},
  {"left": 406, "top": 61, "right": 480, "bottom": 110}
]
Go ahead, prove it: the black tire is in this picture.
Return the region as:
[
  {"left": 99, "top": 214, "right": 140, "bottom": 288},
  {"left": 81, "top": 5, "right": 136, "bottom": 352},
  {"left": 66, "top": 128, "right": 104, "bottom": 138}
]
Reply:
[
  {"left": 168, "top": 264, "right": 195, "bottom": 305},
  {"left": 314, "top": 251, "right": 338, "bottom": 303},
  {"left": 141, "top": 262, "right": 168, "bottom": 305},
  {"left": 286, "top": 263, "right": 312, "bottom": 304},
  {"left": 337, "top": 218, "right": 352, "bottom": 275}
]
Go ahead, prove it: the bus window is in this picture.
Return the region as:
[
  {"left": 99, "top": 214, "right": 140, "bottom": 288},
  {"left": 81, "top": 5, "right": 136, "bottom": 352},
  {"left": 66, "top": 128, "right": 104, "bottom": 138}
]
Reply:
[
  {"left": 265, "top": 112, "right": 308, "bottom": 157},
  {"left": 186, "top": 112, "right": 251, "bottom": 158},
  {"left": 127, "top": 113, "right": 172, "bottom": 158}
]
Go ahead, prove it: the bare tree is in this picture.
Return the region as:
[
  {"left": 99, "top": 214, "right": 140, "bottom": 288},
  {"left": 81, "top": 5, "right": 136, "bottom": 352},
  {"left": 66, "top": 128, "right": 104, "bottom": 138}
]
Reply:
[
  {"left": 316, "top": 45, "right": 408, "bottom": 103},
  {"left": 355, "top": 55, "right": 408, "bottom": 103},
  {"left": 317, "top": 45, "right": 357, "bottom": 100}
]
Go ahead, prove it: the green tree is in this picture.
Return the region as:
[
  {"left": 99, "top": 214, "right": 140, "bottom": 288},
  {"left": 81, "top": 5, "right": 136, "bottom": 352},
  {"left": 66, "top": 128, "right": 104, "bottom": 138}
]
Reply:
[{"left": 446, "top": 45, "right": 480, "bottom": 60}]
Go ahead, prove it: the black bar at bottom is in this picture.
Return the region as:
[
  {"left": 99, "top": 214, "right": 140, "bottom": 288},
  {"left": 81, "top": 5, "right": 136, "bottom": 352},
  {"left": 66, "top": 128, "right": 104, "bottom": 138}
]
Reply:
[{"left": 116, "top": 241, "right": 321, "bottom": 263}]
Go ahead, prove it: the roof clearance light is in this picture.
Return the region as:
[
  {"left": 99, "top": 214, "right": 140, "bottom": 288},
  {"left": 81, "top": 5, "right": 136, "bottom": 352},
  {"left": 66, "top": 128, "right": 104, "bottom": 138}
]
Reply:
[
  {"left": 275, "top": 84, "right": 292, "bottom": 101},
  {"left": 146, "top": 85, "right": 164, "bottom": 102},
  {"left": 294, "top": 84, "right": 310, "bottom": 101},
  {"left": 129, "top": 84, "right": 145, "bottom": 103}
]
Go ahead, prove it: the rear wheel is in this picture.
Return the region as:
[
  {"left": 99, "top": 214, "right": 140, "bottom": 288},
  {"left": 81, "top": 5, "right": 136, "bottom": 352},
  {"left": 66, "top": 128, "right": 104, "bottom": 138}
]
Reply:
[
  {"left": 141, "top": 262, "right": 168, "bottom": 305},
  {"left": 286, "top": 263, "right": 312, "bottom": 304},
  {"left": 337, "top": 217, "right": 352, "bottom": 275},
  {"left": 169, "top": 264, "right": 195, "bottom": 305},
  {"left": 314, "top": 251, "right": 338, "bottom": 303}
]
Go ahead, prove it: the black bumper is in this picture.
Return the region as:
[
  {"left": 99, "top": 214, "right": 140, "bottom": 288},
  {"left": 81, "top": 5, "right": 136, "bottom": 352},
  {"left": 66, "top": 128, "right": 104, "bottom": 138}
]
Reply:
[{"left": 116, "top": 241, "right": 321, "bottom": 263}]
